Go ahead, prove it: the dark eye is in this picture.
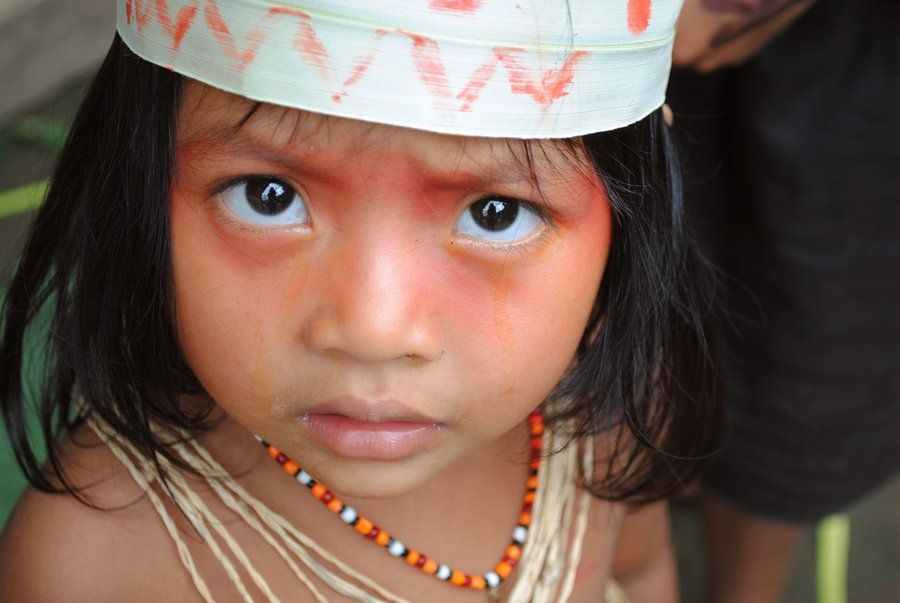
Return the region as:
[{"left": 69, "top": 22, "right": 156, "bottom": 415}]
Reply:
[
  {"left": 245, "top": 177, "right": 294, "bottom": 215},
  {"left": 469, "top": 198, "right": 519, "bottom": 231},
  {"left": 219, "top": 176, "right": 309, "bottom": 227},
  {"left": 456, "top": 196, "right": 543, "bottom": 243}
]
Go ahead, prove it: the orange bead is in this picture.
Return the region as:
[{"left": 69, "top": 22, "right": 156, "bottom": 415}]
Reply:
[
  {"left": 375, "top": 530, "right": 390, "bottom": 547},
  {"left": 470, "top": 576, "right": 486, "bottom": 590},
  {"left": 529, "top": 423, "right": 544, "bottom": 436},
  {"left": 310, "top": 483, "right": 327, "bottom": 499},
  {"left": 327, "top": 498, "right": 343, "bottom": 513},
  {"left": 450, "top": 570, "right": 467, "bottom": 586},
  {"left": 526, "top": 475, "right": 539, "bottom": 489},
  {"left": 422, "top": 558, "right": 438, "bottom": 574},
  {"left": 523, "top": 491, "right": 536, "bottom": 503},
  {"left": 354, "top": 517, "right": 373, "bottom": 535},
  {"left": 282, "top": 460, "right": 299, "bottom": 475},
  {"left": 267, "top": 446, "right": 281, "bottom": 459},
  {"left": 496, "top": 562, "right": 513, "bottom": 579},
  {"left": 406, "top": 550, "right": 420, "bottom": 565},
  {"left": 519, "top": 512, "right": 532, "bottom": 526},
  {"left": 506, "top": 545, "right": 522, "bottom": 560}
]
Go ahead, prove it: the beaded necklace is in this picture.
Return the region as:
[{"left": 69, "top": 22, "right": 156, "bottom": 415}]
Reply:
[
  {"left": 257, "top": 409, "right": 544, "bottom": 598},
  {"left": 82, "top": 399, "right": 617, "bottom": 602}
]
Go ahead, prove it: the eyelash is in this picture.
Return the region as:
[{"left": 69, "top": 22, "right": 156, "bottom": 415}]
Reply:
[
  {"left": 455, "top": 195, "right": 556, "bottom": 254},
  {"left": 207, "top": 174, "right": 558, "bottom": 250},
  {"left": 207, "top": 174, "right": 306, "bottom": 234}
]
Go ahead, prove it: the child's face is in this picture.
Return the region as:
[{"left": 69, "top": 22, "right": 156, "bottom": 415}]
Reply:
[{"left": 170, "top": 81, "right": 611, "bottom": 498}]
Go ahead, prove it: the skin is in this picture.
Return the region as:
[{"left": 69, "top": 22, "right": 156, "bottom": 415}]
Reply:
[
  {"left": 674, "top": 0, "right": 816, "bottom": 71},
  {"left": 0, "top": 80, "right": 677, "bottom": 602},
  {"left": 702, "top": 494, "right": 802, "bottom": 603}
]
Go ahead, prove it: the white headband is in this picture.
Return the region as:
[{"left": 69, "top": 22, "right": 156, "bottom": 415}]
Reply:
[{"left": 117, "top": 0, "right": 682, "bottom": 139}]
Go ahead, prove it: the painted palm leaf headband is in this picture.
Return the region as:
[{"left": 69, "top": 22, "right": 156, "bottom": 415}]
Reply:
[{"left": 118, "top": 0, "right": 682, "bottom": 138}]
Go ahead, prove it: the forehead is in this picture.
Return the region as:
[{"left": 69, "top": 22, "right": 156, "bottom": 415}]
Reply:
[{"left": 177, "top": 81, "right": 593, "bottom": 185}]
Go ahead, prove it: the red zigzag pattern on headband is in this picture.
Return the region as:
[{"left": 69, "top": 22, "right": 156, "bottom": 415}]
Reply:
[{"left": 125, "top": 0, "right": 654, "bottom": 111}]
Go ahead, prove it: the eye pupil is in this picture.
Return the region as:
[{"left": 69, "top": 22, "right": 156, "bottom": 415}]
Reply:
[
  {"left": 246, "top": 177, "right": 293, "bottom": 215},
  {"left": 470, "top": 198, "right": 519, "bottom": 231}
]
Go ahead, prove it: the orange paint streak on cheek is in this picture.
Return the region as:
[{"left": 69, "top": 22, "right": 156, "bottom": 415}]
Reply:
[
  {"left": 434, "top": 180, "right": 612, "bottom": 427},
  {"left": 491, "top": 273, "right": 516, "bottom": 402},
  {"left": 474, "top": 189, "right": 611, "bottom": 419}
]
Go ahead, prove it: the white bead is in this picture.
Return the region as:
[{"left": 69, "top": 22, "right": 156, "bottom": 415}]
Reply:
[
  {"left": 388, "top": 539, "right": 406, "bottom": 557},
  {"left": 339, "top": 506, "right": 358, "bottom": 524},
  {"left": 512, "top": 525, "right": 528, "bottom": 544},
  {"left": 296, "top": 470, "right": 312, "bottom": 485},
  {"left": 485, "top": 572, "right": 501, "bottom": 588},
  {"left": 435, "top": 565, "right": 452, "bottom": 580}
]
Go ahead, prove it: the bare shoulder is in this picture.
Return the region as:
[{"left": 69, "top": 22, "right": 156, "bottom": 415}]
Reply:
[{"left": 0, "top": 425, "right": 198, "bottom": 601}]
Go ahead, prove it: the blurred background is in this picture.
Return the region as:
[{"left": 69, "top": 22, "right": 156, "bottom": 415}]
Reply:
[{"left": 0, "top": 1, "right": 896, "bottom": 602}]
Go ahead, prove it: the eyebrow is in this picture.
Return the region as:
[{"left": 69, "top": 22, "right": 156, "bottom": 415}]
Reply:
[{"left": 182, "top": 126, "right": 558, "bottom": 189}]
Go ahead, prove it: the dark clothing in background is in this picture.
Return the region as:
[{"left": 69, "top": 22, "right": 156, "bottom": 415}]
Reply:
[{"left": 668, "top": 0, "right": 900, "bottom": 522}]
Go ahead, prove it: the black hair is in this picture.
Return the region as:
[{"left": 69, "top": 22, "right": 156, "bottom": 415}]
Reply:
[{"left": 1, "top": 35, "right": 722, "bottom": 505}]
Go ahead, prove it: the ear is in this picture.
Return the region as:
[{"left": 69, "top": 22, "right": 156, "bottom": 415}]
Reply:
[{"left": 662, "top": 103, "right": 674, "bottom": 126}]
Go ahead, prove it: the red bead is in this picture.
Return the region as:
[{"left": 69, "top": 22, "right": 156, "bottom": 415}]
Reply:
[
  {"left": 366, "top": 527, "right": 380, "bottom": 540},
  {"left": 462, "top": 576, "right": 472, "bottom": 587},
  {"left": 275, "top": 452, "right": 287, "bottom": 464},
  {"left": 415, "top": 555, "right": 427, "bottom": 568},
  {"left": 522, "top": 502, "right": 533, "bottom": 513},
  {"left": 321, "top": 491, "right": 334, "bottom": 504}
]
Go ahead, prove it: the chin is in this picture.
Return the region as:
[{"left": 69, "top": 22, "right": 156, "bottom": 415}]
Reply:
[{"left": 309, "top": 455, "right": 442, "bottom": 501}]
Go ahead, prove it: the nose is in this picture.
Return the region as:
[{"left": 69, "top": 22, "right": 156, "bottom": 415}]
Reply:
[{"left": 304, "top": 234, "right": 444, "bottom": 365}]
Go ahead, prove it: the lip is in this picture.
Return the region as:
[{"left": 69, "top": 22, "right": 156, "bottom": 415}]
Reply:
[{"left": 300, "top": 396, "right": 444, "bottom": 461}]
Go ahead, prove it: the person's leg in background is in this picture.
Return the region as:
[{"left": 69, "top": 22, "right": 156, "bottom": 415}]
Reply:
[{"left": 702, "top": 494, "right": 803, "bottom": 603}]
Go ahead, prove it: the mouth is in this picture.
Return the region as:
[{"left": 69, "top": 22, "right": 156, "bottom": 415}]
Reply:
[{"left": 300, "top": 396, "right": 444, "bottom": 461}]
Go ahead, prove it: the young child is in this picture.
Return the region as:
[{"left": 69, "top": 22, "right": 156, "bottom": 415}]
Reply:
[{"left": 0, "top": 1, "right": 721, "bottom": 601}]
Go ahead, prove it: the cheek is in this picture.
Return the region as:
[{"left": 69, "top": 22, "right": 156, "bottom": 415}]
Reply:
[
  {"left": 448, "top": 196, "right": 611, "bottom": 426},
  {"left": 169, "top": 192, "right": 309, "bottom": 417}
]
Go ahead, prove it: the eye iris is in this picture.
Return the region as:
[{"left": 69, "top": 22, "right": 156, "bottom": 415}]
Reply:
[
  {"left": 246, "top": 177, "right": 293, "bottom": 215},
  {"left": 470, "top": 198, "right": 519, "bottom": 231}
]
